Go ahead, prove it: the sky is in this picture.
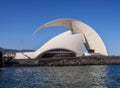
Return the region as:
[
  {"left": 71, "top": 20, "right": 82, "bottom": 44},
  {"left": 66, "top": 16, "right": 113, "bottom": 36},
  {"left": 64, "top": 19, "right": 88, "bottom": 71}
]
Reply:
[{"left": 0, "top": 0, "right": 120, "bottom": 55}]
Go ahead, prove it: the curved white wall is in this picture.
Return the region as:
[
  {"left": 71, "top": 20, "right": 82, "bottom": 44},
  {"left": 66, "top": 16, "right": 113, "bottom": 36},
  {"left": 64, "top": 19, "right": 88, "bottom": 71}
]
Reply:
[
  {"left": 35, "top": 18, "right": 108, "bottom": 55},
  {"left": 14, "top": 31, "right": 84, "bottom": 59},
  {"left": 14, "top": 18, "right": 108, "bottom": 59},
  {"left": 35, "top": 31, "right": 84, "bottom": 57}
]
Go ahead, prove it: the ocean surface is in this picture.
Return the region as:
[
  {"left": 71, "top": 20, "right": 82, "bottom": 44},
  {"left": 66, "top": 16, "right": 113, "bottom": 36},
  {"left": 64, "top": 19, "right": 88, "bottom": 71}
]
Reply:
[{"left": 0, "top": 65, "right": 120, "bottom": 88}]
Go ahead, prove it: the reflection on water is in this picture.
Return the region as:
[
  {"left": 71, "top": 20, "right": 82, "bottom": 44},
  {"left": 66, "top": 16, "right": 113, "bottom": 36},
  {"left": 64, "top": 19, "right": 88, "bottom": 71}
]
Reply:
[{"left": 0, "top": 65, "right": 120, "bottom": 88}]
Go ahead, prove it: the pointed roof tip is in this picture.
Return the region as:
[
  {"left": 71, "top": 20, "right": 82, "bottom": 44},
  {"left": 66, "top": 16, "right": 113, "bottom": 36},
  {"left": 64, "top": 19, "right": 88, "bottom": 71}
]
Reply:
[
  {"left": 33, "top": 18, "right": 79, "bottom": 35},
  {"left": 32, "top": 30, "right": 37, "bottom": 35}
]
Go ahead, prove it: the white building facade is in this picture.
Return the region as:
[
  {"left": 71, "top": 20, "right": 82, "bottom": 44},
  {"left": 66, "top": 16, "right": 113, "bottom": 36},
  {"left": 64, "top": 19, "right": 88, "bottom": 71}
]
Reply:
[{"left": 14, "top": 18, "right": 108, "bottom": 59}]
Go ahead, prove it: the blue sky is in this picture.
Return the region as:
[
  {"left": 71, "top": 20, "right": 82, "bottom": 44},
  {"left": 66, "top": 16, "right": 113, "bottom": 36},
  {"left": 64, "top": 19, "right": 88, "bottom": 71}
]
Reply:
[{"left": 0, "top": 0, "right": 120, "bottom": 55}]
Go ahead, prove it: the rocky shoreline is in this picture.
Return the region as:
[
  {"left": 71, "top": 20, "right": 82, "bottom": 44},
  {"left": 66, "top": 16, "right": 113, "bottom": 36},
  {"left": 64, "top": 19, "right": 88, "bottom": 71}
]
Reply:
[{"left": 12, "top": 56, "right": 120, "bottom": 66}]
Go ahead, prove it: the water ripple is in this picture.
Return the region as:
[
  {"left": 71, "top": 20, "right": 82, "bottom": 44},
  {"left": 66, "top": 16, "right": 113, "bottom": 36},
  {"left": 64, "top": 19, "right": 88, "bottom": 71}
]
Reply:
[{"left": 0, "top": 65, "right": 120, "bottom": 88}]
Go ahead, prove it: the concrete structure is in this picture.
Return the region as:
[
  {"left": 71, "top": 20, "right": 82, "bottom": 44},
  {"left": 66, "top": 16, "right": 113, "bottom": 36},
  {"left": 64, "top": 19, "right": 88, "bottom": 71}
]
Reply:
[
  {"left": 15, "top": 31, "right": 84, "bottom": 59},
  {"left": 14, "top": 18, "right": 108, "bottom": 59},
  {"left": 35, "top": 18, "right": 108, "bottom": 55}
]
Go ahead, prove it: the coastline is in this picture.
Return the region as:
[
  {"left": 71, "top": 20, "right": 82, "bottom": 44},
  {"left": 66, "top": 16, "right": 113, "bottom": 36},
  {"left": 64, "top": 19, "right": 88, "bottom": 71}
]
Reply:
[{"left": 11, "top": 56, "right": 120, "bottom": 66}]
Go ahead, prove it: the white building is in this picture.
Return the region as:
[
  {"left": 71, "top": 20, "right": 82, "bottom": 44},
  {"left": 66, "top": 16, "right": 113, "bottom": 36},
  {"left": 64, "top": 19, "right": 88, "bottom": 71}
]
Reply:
[{"left": 14, "top": 18, "right": 108, "bottom": 59}]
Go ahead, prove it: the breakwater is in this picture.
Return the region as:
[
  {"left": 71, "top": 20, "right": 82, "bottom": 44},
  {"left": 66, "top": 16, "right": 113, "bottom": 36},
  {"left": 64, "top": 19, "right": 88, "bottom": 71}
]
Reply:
[{"left": 13, "top": 56, "right": 120, "bottom": 66}]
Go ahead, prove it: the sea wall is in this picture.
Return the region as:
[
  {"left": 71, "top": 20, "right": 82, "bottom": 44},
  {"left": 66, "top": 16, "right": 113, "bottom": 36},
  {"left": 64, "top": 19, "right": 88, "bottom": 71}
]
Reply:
[{"left": 13, "top": 56, "right": 120, "bottom": 66}]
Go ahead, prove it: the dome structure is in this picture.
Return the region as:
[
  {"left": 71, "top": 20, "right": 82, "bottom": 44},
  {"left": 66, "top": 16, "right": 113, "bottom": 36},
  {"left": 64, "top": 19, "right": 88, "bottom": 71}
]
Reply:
[{"left": 14, "top": 18, "right": 108, "bottom": 59}]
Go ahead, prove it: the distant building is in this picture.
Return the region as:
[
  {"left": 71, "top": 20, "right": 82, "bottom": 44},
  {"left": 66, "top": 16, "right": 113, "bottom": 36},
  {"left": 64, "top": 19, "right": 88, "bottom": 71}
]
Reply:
[{"left": 14, "top": 18, "right": 108, "bottom": 59}]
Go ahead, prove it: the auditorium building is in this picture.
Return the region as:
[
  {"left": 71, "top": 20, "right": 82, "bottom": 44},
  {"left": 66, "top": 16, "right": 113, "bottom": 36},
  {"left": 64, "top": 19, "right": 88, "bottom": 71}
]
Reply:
[{"left": 14, "top": 18, "right": 108, "bottom": 59}]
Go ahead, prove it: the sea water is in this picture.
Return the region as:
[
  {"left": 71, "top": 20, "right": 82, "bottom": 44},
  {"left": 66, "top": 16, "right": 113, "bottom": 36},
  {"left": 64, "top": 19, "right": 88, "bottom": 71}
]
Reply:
[{"left": 0, "top": 65, "right": 120, "bottom": 88}]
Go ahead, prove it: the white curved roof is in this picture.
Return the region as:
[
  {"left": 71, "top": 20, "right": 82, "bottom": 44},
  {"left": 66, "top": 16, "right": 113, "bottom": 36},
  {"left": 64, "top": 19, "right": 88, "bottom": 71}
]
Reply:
[
  {"left": 35, "top": 18, "right": 108, "bottom": 55},
  {"left": 14, "top": 31, "right": 84, "bottom": 59},
  {"left": 36, "top": 31, "right": 84, "bottom": 57},
  {"left": 14, "top": 18, "right": 108, "bottom": 59}
]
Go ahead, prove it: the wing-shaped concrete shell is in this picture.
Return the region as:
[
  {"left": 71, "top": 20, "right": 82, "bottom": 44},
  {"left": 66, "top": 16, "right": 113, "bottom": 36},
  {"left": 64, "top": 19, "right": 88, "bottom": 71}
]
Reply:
[
  {"left": 14, "top": 31, "right": 84, "bottom": 59},
  {"left": 35, "top": 18, "right": 108, "bottom": 55},
  {"left": 35, "top": 31, "right": 84, "bottom": 57}
]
